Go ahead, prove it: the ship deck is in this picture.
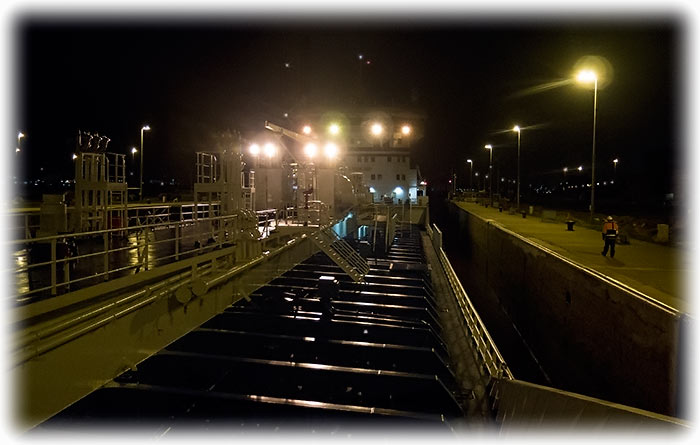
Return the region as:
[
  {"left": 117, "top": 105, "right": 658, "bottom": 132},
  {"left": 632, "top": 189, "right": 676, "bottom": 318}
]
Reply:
[{"left": 33, "top": 225, "right": 473, "bottom": 434}]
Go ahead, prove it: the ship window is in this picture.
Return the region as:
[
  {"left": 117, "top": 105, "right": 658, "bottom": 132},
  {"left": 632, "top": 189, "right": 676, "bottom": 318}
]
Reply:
[
  {"left": 371, "top": 156, "right": 375, "bottom": 162},
  {"left": 387, "top": 156, "right": 392, "bottom": 162},
  {"left": 396, "top": 174, "right": 400, "bottom": 180},
  {"left": 402, "top": 174, "right": 406, "bottom": 180},
  {"left": 371, "top": 174, "right": 376, "bottom": 180},
  {"left": 378, "top": 174, "right": 383, "bottom": 180}
]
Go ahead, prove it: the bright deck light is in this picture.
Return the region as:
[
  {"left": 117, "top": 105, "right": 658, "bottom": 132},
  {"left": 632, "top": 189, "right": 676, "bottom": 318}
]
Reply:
[
  {"left": 249, "top": 144, "right": 260, "bottom": 156},
  {"left": 401, "top": 125, "right": 411, "bottom": 135},
  {"left": 371, "top": 123, "right": 383, "bottom": 136},
  {"left": 323, "top": 142, "right": 339, "bottom": 159},
  {"left": 302, "top": 125, "right": 312, "bottom": 135},
  {"left": 329, "top": 123, "right": 340, "bottom": 135},
  {"left": 263, "top": 143, "right": 276, "bottom": 158},
  {"left": 304, "top": 143, "right": 317, "bottom": 159}
]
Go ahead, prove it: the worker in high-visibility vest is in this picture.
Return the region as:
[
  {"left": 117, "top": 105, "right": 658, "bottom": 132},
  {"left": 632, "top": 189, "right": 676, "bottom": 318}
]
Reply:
[{"left": 601, "top": 215, "right": 619, "bottom": 258}]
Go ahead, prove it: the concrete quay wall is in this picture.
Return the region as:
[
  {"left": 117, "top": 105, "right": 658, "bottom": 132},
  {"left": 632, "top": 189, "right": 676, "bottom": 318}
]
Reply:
[{"left": 449, "top": 203, "right": 684, "bottom": 417}]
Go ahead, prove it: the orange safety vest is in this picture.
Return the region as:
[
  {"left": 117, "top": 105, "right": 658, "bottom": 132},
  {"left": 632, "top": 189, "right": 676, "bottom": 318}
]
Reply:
[{"left": 602, "top": 221, "right": 618, "bottom": 237}]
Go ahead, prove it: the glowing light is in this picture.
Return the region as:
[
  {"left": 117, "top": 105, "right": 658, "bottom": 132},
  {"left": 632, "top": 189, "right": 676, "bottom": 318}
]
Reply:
[
  {"left": 249, "top": 144, "right": 260, "bottom": 156},
  {"left": 394, "top": 187, "right": 404, "bottom": 195},
  {"left": 323, "top": 142, "right": 339, "bottom": 159},
  {"left": 371, "top": 123, "right": 383, "bottom": 136},
  {"left": 18, "top": 132, "right": 24, "bottom": 139},
  {"left": 72, "top": 153, "right": 78, "bottom": 160},
  {"left": 142, "top": 125, "right": 150, "bottom": 131},
  {"left": 302, "top": 125, "right": 312, "bottom": 135},
  {"left": 304, "top": 143, "right": 317, "bottom": 159},
  {"left": 563, "top": 167, "right": 568, "bottom": 172},
  {"left": 613, "top": 158, "right": 619, "bottom": 164},
  {"left": 513, "top": 125, "right": 520, "bottom": 133},
  {"left": 263, "top": 143, "right": 276, "bottom": 158},
  {"left": 131, "top": 147, "right": 137, "bottom": 155},
  {"left": 577, "top": 70, "right": 597, "bottom": 83},
  {"left": 578, "top": 166, "right": 583, "bottom": 171},
  {"left": 484, "top": 144, "right": 492, "bottom": 150},
  {"left": 329, "top": 123, "right": 340, "bottom": 135},
  {"left": 401, "top": 125, "right": 411, "bottom": 135},
  {"left": 369, "top": 186, "right": 376, "bottom": 193}
]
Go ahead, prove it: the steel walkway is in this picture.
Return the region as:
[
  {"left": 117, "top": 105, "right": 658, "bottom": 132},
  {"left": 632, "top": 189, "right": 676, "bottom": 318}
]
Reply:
[{"left": 35, "top": 226, "right": 466, "bottom": 434}]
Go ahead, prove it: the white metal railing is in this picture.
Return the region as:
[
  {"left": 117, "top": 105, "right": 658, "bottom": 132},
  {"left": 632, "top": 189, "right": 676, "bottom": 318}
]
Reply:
[
  {"left": 7, "top": 212, "right": 239, "bottom": 304},
  {"left": 427, "top": 223, "right": 512, "bottom": 380},
  {"left": 310, "top": 225, "right": 369, "bottom": 282}
]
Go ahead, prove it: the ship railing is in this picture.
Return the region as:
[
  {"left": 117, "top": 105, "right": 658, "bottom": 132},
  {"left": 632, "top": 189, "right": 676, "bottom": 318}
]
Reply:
[
  {"left": 426, "top": 222, "right": 513, "bottom": 381},
  {"left": 7, "top": 212, "right": 240, "bottom": 304}
]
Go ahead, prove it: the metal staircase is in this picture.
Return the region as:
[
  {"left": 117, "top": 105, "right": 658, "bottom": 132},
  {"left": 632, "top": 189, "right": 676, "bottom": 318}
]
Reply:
[{"left": 310, "top": 226, "right": 370, "bottom": 282}]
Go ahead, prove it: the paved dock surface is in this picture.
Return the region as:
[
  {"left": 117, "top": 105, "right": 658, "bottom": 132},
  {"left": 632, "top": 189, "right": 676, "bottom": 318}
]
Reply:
[{"left": 453, "top": 201, "right": 690, "bottom": 314}]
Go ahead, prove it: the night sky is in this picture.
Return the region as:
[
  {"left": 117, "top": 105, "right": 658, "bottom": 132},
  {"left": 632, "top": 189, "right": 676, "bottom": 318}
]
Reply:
[{"left": 14, "top": 14, "right": 682, "bottom": 205}]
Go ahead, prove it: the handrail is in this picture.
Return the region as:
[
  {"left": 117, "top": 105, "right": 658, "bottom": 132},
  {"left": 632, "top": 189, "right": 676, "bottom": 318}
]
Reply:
[
  {"left": 6, "top": 213, "right": 240, "bottom": 303},
  {"left": 428, "top": 223, "right": 512, "bottom": 380}
]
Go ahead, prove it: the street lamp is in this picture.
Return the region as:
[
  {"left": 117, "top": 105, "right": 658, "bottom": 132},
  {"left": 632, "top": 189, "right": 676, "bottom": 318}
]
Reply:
[
  {"left": 513, "top": 126, "right": 521, "bottom": 211},
  {"left": 485, "top": 145, "right": 493, "bottom": 205},
  {"left": 139, "top": 125, "right": 151, "bottom": 202},
  {"left": 577, "top": 70, "right": 598, "bottom": 220},
  {"left": 466, "top": 159, "right": 473, "bottom": 191},
  {"left": 613, "top": 158, "right": 619, "bottom": 180}
]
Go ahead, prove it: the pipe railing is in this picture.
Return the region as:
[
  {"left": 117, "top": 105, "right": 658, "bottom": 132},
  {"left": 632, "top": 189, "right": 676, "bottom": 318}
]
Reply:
[
  {"left": 427, "top": 222, "right": 512, "bottom": 381},
  {"left": 7, "top": 213, "right": 240, "bottom": 304}
]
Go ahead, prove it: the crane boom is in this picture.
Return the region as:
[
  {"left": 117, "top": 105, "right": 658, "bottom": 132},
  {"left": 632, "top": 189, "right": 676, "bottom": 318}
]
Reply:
[{"left": 264, "top": 121, "right": 315, "bottom": 144}]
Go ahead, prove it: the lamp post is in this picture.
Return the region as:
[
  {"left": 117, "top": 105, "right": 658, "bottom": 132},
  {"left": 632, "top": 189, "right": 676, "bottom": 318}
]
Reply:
[
  {"left": 139, "top": 125, "right": 151, "bottom": 202},
  {"left": 466, "top": 159, "right": 473, "bottom": 191},
  {"left": 485, "top": 144, "right": 493, "bottom": 206},
  {"left": 513, "top": 126, "right": 521, "bottom": 211},
  {"left": 577, "top": 70, "right": 598, "bottom": 220},
  {"left": 613, "top": 158, "right": 618, "bottom": 181}
]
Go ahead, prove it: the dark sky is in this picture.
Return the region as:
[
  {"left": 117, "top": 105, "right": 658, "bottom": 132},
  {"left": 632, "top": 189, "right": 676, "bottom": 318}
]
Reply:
[{"left": 14, "top": 15, "right": 682, "bottom": 198}]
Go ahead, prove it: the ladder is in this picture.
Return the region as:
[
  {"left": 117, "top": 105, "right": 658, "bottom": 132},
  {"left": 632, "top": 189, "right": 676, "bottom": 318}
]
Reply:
[{"left": 310, "top": 226, "right": 370, "bottom": 282}]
